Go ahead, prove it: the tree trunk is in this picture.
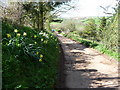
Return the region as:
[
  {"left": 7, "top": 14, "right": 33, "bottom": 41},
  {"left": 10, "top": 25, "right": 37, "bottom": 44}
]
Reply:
[
  {"left": 40, "top": 3, "right": 44, "bottom": 31},
  {"left": 33, "top": 19, "right": 36, "bottom": 28},
  {"left": 39, "top": 2, "right": 44, "bottom": 31}
]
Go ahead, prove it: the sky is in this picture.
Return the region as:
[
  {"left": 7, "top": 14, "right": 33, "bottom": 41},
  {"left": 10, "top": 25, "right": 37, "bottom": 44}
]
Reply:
[
  {"left": 0, "top": 0, "right": 118, "bottom": 18},
  {"left": 58, "top": 0, "right": 118, "bottom": 18}
]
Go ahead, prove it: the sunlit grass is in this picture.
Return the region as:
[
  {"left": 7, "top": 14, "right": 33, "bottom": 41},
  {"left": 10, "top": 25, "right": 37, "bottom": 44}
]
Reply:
[{"left": 64, "top": 32, "right": 119, "bottom": 61}]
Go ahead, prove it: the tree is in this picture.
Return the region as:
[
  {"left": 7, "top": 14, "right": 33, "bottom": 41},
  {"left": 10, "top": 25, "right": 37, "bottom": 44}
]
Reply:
[
  {"left": 22, "top": 0, "right": 72, "bottom": 31},
  {"left": 1, "top": 2, "right": 23, "bottom": 25}
]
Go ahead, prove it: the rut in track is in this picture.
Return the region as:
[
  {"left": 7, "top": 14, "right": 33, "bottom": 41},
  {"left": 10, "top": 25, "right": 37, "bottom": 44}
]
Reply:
[{"left": 57, "top": 34, "right": 120, "bottom": 88}]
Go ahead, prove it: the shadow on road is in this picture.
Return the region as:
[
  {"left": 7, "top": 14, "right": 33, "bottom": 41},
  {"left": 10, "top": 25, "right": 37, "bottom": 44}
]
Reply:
[{"left": 56, "top": 35, "right": 120, "bottom": 89}]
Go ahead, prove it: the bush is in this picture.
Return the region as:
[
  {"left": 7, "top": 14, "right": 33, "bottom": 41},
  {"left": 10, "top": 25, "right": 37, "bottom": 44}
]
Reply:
[{"left": 83, "top": 18, "right": 97, "bottom": 40}]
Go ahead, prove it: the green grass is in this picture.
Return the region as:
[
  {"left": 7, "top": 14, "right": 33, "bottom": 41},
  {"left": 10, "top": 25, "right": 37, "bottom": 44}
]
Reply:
[
  {"left": 94, "top": 44, "right": 119, "bottom": 60},
  {"left": 2, "top": 21, "right": 60, "bottom": 88},
  {"left": 64, "top": 32, "right": 119, "bottom": 61}
]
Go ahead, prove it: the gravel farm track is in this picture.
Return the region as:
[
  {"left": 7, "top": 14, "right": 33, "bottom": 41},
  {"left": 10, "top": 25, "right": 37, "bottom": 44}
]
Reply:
[{"left": 56, "top": 34, "right": 120, "bottom": 90}]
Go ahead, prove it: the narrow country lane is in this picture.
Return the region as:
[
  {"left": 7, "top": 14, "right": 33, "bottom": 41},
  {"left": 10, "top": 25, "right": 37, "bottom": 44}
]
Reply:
[{"left": 57, "top": 34, "right": 120, "bottom": 88}]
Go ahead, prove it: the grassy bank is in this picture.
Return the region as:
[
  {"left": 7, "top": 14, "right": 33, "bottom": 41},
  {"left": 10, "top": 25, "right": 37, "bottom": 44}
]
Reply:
[{"left": 2, "top": 22, "right": 60, "bottom": 88}]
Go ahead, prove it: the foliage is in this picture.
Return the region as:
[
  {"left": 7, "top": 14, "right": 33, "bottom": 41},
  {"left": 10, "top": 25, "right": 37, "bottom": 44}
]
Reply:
[
  {"left": 62, "top": 4, "right": 119, "bottom": 59},
  {"left": 51, "top": 19, "right": 77, "bottom": 33},
  {"left": 82, "top": 18, "right": 97, "bottom": 40},
  {"left": 1, "top": 1, "right": 72, "bottom": 31},
  {"left": 101, "top": 13, "right": 118, "bottom": 52},
  {"left": 22, "top": 1, "right": 72, "bottom": 30},
  {"left": 2, "top": 21, "right": 60, "bottom": 88},
  {"left": 58, "top": 6, "right": 118, "bottom": 54}
]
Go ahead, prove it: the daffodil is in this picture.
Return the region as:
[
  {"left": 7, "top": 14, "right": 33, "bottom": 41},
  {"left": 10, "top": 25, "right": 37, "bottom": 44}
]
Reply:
[
  {"left": 41, "top": 38, "right": 44, "bottom": 41},
  {"left": 40, "top": 54, "right": 43, "bottom": 58},
  {"left": 36, "top": 52, "right": 39, "bottom": 55},
  {"left": 17, "top": 33, "right": 21, "bottom": 37},
  {"left": 17, "top": 44, "right": 21, "bottom": 47},
  {"left": 7, "top": 34, "right": 11, "bottom": 38},
  {"left": 23, "top": 32, "right": 27, "bottom": 36},
  {"left": 34, "top": 42, "right": 37, "bottom": 44},
  {"left": 39, "top": 59, "right": 42, "bottom": 62},
  {"left": 34, "top": 35, "right": 37, "bottom": 38},
  {"left": 14, "top": 29, "right": 18, "bottom": 33},
  {"left": 44, "top": 40, "right": 48, "bottom": 44}
]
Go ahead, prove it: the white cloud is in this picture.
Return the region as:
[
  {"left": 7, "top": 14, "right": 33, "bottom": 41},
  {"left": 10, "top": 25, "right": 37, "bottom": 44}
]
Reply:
[
  {"left": 60, "top": 0, "right": 118, "bottom": 18},
  {"left": 0, "top": 0, "right": 117, "bottom": 18}
]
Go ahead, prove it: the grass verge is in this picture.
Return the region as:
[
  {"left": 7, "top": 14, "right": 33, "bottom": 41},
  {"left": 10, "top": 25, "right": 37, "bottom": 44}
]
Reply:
[
  {"left": 64, "top": 32, "right": 119, "bottom": 61},
  {"left": 2, "top": 21, "right": 60, "bottom": 88}
]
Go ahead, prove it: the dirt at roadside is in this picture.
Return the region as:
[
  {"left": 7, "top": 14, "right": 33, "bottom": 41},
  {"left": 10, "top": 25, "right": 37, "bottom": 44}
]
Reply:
[{"left": 57, "top": 34, "right": 120, "bottom": 89}]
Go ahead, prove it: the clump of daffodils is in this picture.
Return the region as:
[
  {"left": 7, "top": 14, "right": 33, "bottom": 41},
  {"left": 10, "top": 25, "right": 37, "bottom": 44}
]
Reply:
[
  {"left": 7, "top": 34, "right": 11, "bottom": 38},
  {"left": 36, "top": 52, "right": 39, "bottom": 55},
  {"left": 41, "top": 38, "right": 44, "bottom": 42},
  {"left": 14, "top": 29, "right": 18, "bottom": 33},
  {"left": 17, "top": 33, "right": 21, "bottom": 37},
  {"left": 23, "top": 32, "right": 27, "bottom": 36},
  {"left": 44, "top": 40, "right": 48, "bottom": 44},
  {"left": 34, "top": 35, "right": 37, "bottom": 38},
  {"left": 39, "top": 59, "right": 42, "bottom": 62},
  {"left": 39, "top": 54, "right": 43, "bottom": 62},
  {"left": 40, "top": 54, "right": 43, "bottom": 58},
  {"left": 17, "top": 44, "right": 21, "bottom": 47}
]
